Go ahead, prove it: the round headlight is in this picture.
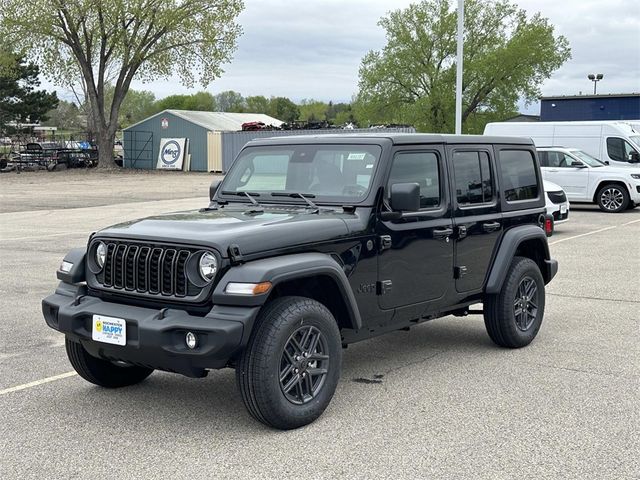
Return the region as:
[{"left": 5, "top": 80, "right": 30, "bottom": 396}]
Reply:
[
  {"left": 95, "top": 242, "right": 107, "bottom": 269},
  {"left": 199, "top": 252, "right": 218, "bottom": 281}
]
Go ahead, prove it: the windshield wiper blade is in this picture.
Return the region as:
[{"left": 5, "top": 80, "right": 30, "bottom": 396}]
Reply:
[
  {"left": 221, "top": 190, "right": 261, "bottom": 206},
  {"left": 271, "top": 192, "right": 319, "bottom": 210}
]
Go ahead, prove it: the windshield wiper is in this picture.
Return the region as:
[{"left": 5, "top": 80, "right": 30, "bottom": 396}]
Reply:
[
  {"left": 221, "top": 190, "right": 261, "bottom": 206},
  {"left": 271, "top": 192, "right": 319, "bottom": 211}
]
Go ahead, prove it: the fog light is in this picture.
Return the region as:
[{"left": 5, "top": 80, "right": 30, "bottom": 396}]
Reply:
[{"left": 185, "top": 332, "right": 197, "bottom": 349}]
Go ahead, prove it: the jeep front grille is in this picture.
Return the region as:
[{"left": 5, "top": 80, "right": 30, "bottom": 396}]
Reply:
[
  {"left": 547, "top": 190, "right": 567, "bottom": 204},
  {"left": 97, "top": 241, "right": 198, "bottom": 298}
]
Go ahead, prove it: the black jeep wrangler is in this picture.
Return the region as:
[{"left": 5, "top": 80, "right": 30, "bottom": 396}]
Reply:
[{"left": 43, "top": 134, "right": 557, "bottom": 429}]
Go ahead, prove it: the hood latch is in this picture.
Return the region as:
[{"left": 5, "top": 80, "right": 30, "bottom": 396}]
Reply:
[{"left": 228, "top": 244, "right": 244, "bottom": 265}]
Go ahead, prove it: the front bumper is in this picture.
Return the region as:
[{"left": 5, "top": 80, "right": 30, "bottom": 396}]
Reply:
[{"left": 42, "top": 282, "right": 260, "bottom": 377}]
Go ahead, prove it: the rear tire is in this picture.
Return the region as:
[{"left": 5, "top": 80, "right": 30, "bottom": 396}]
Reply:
[
  {"left": 596, "top": 183, "right": 629, "bottom": 213},
  {"left": 65, "top": 338, "right": 153, "bottom": 388},
  {"left": 484, "top": 256, "right": 545, "bottom": 348},
  {"left": 236, "top": 296, "right": 342, "bottom": 430}
]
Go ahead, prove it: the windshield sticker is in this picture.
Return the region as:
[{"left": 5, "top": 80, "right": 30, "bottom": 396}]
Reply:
[{"left": 347, "top": 152, "right": 367, "bottom": 160}]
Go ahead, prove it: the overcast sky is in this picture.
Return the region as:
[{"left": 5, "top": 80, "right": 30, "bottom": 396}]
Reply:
[{"left": 56, "top": 0, "right": 640, "bottom": 114}]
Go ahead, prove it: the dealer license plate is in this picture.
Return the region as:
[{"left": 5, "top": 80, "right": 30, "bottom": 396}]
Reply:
[
  {"left": 92, "top": 315, "right": 126, "bottom": 346},
  {"left": 560, "top": 205, "right": 567, "bottom": 214}
]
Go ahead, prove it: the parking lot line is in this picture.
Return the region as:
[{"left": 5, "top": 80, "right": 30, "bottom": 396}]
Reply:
[
  {"left": 0, "top": 231, "right": 92, "bottom": 242},
  {"left": 0, "top": 371, "right": 77, "bottom": 396}
]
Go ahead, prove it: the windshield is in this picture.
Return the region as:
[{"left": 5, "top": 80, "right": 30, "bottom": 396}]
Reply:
[
  {"left": 570, "top": 150, "right": 606, "bottom": 167},
  {"left": 629, "top": 135, "right": 640, "bottom": 148},
  {"left": 220, "top": 144, "right": 382, "bottom": 203}
]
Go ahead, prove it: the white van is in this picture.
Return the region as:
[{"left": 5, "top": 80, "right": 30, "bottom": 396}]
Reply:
[{"left": 483, "top": 121, "right": 640, "bottom": 167}]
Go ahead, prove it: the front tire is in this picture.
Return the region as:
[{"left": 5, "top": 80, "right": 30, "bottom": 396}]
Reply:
[
  {"left": 596, "top": 183, "right": 629, "bottom": 212},
  {"left": 484, "top": 256, "right": 546, "bottom": 348},
  {"left": 236, "top": 296, "right": 342, "bottom": 430},
  {"left": 65, "top": 338, "right": 153, "bottom": 388}
]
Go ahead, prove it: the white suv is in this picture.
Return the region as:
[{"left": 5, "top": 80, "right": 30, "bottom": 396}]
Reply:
[{"left": 537, "top": 147, "right": 640, "bottom": 213}]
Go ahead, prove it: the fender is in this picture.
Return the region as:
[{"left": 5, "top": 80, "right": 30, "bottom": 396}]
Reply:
[
  {"left": 212, "top": 253, "right": 362, "bottom": 330},
  {"left": 56, "top": 248, "right": 86, "bottom": 284},
  {"left": 485, "top": 225, "right": 557, "bottom": 294}
]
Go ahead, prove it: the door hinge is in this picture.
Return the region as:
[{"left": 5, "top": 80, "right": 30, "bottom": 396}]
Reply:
[
  {"left": 454, "top": 266, "right": 468, "bottom": 279},
  {"left": 377, "top": 280, "right": 393, "bottom": 295},
  {"left": 379, "top": 235, "right": 392, "bottom": 252},
  {"left": 457, "top": 225, "right": 467, "bottom": 239}
]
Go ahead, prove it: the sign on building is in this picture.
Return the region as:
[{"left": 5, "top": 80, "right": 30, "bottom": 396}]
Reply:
[{"left": 157, "top": 138, "right": 186, "bottom": 170}]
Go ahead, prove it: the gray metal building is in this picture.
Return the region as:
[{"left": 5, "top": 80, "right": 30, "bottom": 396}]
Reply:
[
  {"left": 123, "top": 109, "right": 415, "bottom": 172},
  {"left": 122, "top": 110, "right": 283, "bottom": 171}
]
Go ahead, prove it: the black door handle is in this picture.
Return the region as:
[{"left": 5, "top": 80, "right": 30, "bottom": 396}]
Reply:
[
  {"left": 483, "top": 221, "right": 501, "bottom": 233},
  {"left": 433, "top": 227, "right": 453, "bottom": 239}
]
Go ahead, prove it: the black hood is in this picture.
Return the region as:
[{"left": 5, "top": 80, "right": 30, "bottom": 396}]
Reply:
[{"left": 95, "top": 206, "right": 360, "bottom": 257}]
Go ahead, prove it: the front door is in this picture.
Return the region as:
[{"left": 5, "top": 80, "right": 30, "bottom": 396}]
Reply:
[
  {"left": 541, "top": 151, "right": 589, "bottom": 200},
  {"left": 449, "top": 147, "right": 502, "bottom": 293},
  {"left": 377, "top": 148, "right": 454, "bottom": 310}
]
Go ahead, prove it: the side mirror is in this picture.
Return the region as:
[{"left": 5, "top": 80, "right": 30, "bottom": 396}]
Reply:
[
  {"left": 571, "top": 161, "right": 587, "bottom": 168},
  {"left": 209, "top": 179, "right": 222, "bottom": 200},
  {"left": 390, "top": 182, "right": 420, "bottom": 212},
  {"left": 628, "top": 151, "right": 640, "bottom": 163}
]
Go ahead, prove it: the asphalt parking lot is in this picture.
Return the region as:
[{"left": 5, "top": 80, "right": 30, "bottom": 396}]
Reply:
[{"left": 1, "top": 170, "right": 638, "bottom": 479}]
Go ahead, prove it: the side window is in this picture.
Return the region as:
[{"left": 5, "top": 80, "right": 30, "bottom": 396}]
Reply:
[
  {"left": 607, "top": 137, "right": 635, "bottom": 162},
  {"left": 537, "top": 151, "right": 549, "bottom": 167},
  {"left": 499, "top": 150, "right": 539, "bottom": 202},
  {"left": 452, "top": 151, "right": 494, "bottom": 205},
  {"left": 388, "top": 151, "right": 440, "bottom": 208},
  {"left": 555, "top": 152, "right": 571, "bottom": 168}
]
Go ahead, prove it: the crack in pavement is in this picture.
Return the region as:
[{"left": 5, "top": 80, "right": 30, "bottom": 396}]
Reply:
[
  {"left": 547, "top": 292, "right": 640, "bottom": 305},
  {"left": 524, "top": 362, "right": 639, "bottom": 381}
]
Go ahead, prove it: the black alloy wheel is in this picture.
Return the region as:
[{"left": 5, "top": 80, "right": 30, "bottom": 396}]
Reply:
[
  {"left": 513, "top": 276, "right": 539, "bottom": 331},
  {"left": 236, "top": 296, "right": 342, "bottom": 430},
  {"left": 279, "top": 325, "right": 330, "bottom": 405},
  {"left": 484, "top": 256, "right": 546, "bottom": 348}
]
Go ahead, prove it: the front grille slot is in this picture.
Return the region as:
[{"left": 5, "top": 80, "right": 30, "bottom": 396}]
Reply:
[{"left": 95, "top": 240, "right": 203, "bottom": 300}]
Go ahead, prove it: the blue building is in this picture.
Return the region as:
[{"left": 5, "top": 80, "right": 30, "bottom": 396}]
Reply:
[{"left": 540, "top": 94, "right": 640, "bottom": 121}]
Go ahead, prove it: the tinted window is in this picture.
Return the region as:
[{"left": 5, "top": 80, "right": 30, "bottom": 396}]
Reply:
[
  {"left": 499, "top": 150, "right": 539, "bottom": 202},
  {"left": 607, "top": 137, "right": 635, "bottom": 162},
  {"left": 537, "top": 151, "right": 549, "bottom": 167},
  {"left": 388, "top": 152, "right": 440, "bottom": 208},
  {"left": 453, "top": 151, "right": 494, "bottom": 205}
]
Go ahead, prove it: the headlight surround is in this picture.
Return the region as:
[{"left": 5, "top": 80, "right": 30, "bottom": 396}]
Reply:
[
  {"left": 630, "top": 173, "right": 640, "bottom": 180},
  {"left": 198, "top": 251, "right": 218, "bottom": 281},
  {"left": 95, "top": 242, "right": 107, "bottom": 270}
]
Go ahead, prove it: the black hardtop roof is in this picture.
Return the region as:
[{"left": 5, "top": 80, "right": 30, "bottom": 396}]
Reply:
[{"left": 246, "top": 132, "right": 534, "bottom": 147}]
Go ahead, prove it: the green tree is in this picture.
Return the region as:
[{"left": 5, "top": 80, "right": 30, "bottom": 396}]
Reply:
[
  {"left": 268, "top": 97, "right": 299, "bottom": 123},
  {"left": 214, "top": 90, "right": 245, "bottom": 112},
  {"left": 183, "top": 91, "right": 216, "bottom": 111},
  {"left": 245, "top": 95, "right": 270, "bottom": 113},
  {"left": 42, "top": 100, "right": 84, "bottom": 130},
  {"left": 0, "top": 0, "right": 243, "bottom": 167},
  {"left": 0, "top": 51, "right": 58, "bottom": 133},
  {"left": 356, "top": 0, "right": 570, "bottom": 133},
  {"left": 298, "top": 99, "right": 328, "bottom": 122},
  {"left": 119, "top": 89, "right": 157, "bottom": 127}
]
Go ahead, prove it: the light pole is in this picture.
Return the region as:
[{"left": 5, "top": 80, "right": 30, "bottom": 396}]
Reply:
[
  {"left": 587, "top": 73, "right": 603, "bottom": 95},
  {"left": 455, "top": 0, "right": 464, "bottom": 134}
]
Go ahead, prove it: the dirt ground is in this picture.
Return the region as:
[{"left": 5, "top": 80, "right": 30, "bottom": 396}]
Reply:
[{"left": 0, "top": 168, "right": 218, "bottom": 213}]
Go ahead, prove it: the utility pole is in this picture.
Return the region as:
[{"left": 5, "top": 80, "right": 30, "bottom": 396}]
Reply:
[{"left": 455, "top": 0, "right": 464, "bottom": 134}]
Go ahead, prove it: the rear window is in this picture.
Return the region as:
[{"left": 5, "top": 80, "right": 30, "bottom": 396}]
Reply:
[{"left": 499, "top": 150, "right": 539, "bottom": 202}]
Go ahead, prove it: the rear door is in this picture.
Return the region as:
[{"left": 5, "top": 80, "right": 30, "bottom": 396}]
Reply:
[
  {"left": 377, "top": 147, "right": 454, "bottom": 310},
  {"left": 449, "top": 146, "right": 501, "bottom": 293}
]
